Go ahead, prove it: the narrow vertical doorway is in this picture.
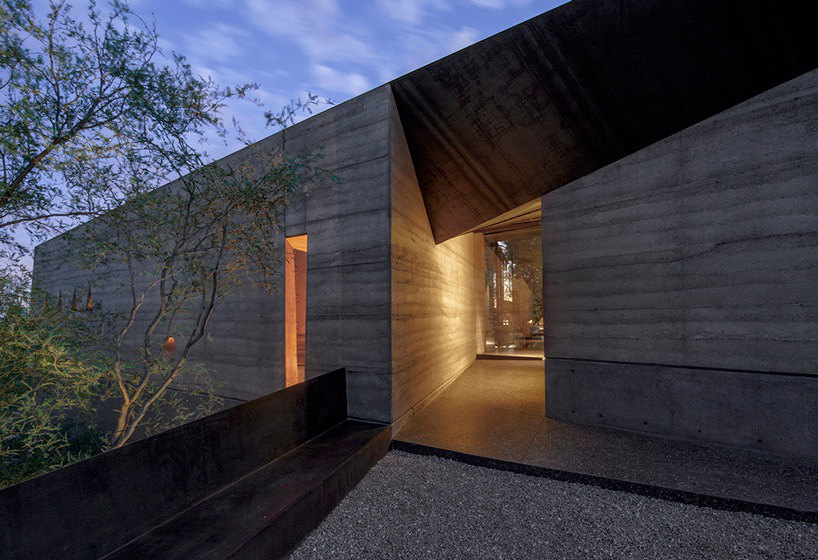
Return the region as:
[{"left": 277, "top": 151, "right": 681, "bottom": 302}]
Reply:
[
  {"left": 285, "top": 235, "right": 307, "bottom": 386},
  {"left": 476, "top": 199, "right": 543, "bottom": 360}
]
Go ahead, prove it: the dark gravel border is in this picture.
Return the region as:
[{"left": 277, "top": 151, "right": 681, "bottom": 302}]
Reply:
[
  {"left": 391, "top": 440, "right": 818, "bottom": 524},
  {"left": 290, "top": 451, "right": 818, "bottom": 560}
]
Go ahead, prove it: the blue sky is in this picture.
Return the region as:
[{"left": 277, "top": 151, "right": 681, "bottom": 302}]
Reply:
[
  {"left": 127, "top": 0, "right": 569, "bottom": 153},
  {"left": 13, "top": 0, "right": 568, "bottom": 263}
]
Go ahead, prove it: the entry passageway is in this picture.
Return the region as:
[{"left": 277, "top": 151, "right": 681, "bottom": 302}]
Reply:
[{"left": 395, "top": 359, "right": 818, "bottom": 514}]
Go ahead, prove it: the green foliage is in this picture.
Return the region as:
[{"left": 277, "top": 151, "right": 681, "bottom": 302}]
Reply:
[
  {"left": 0, "top": 268, "right": 227, "bottom": 487},
  {"left": 0, "top": 272, "right": 108, "bottom": 486},
  {"left": 492, "top": 237, "right": 543, "bottom": 322},
  {"left": 507, "top": 237, "right": 543, "bottom": 323}
]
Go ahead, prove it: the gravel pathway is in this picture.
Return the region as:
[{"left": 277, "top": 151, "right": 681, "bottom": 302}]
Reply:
[{"left": 289, "top": 451, "right": 818, "bottom": 559}]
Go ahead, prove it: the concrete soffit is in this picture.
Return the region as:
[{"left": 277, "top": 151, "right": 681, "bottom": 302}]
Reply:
[{"left": 389, "top": 0, "right": 818, "bottom": 243}]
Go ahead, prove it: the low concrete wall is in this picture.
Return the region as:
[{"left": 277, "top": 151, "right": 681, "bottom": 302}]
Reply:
[
  {"left": 0, "top": 369, "right": 347, "bottom": 560},
  {"left": 547, "top": 359, "right": 818, "bottom": 459}
]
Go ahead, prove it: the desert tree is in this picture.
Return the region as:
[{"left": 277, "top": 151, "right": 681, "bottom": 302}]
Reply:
[
  {"left": 72, "top": 142, "right": 322, "bottom": 448},
  {"left": 0, "top": 0, "right": 259, "bottom": 257},
  {"left": 0, "top": 0, "right": 328, "bottom": 472}
]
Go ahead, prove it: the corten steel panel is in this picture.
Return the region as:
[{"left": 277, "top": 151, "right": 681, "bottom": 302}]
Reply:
[
  {"left": 0, "top": 369, "right": 347, "bottom": 560},
  {"left": 105, "top": 422, "right": 390, "bottom": 560},
  {"left": 390, "top": 0, "right": 818, "bottom": 242}
]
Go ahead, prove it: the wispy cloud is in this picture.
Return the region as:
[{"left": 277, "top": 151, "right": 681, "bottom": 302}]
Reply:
[
  {"left": 471, "top": 0, "right": 505, "bottom": 8},
  {"left": 311, "top": 64, "right": 370, "bottom": 96},
  {"left": 396, "top": 25, "right": 480, "bottom": 71},
  {"left": 243, "top": 0, "right": 367, "bottom": 59},
  {"left": 241, "top": 0, "right": 484, "bottom": 90},
  {"left": 375, "top": 0, "right": 451, "bottom": 25},
  {"left": 471, "top": 0, "right": 534, "bottom": 7},
  {"left": 182, "top": 23, "right": 247, "bottom": 63},
  {"left": 179, "top": 0, "right": 234, "bottom": 7}
]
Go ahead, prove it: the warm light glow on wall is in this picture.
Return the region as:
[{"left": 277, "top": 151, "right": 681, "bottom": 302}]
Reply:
[{"left": 285, "top": 235, "right": 308, "bottom": 387}]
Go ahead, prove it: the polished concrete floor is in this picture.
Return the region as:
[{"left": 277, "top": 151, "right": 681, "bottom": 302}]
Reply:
[
  {"left": 478, "top": 348, "right": 543, "bottom": 359},
  {"left": 394, "top": 360, "right": 818, "bottom": 513}
]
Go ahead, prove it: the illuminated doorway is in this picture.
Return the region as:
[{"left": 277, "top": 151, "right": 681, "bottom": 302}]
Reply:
[
  {"left": 285, "top": 235, "right": 307, "bottom": 386},
  {"left": 476, "top": 200, "right": 543, "bottom": 359},
  {"left": 483, "top": 234, "right": 543, "bottom": 357}
]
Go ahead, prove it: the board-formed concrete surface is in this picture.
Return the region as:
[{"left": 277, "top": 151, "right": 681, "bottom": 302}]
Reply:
[
  {"left": 289, "top": 451, "right": 818, "bottom": 560},
  {"left": 547, "top": 359, "right": 818, "bottom": 460},
  {"left": 33, "top": 87, "right": 396, "bottom": 422},
  {"left": 389, "top": 89, "right": 484, "bottom": 427},
  {"left": 282, "top": 86, "right": 394, "bottom": 422},
  {"left": 32, "top": 184, "right": 285, "bottom": 403},
  {"left": 541, "top": 68, "right": 818, "bottom": 457},
  {"left": 541, "top": 68, "right": 818, "bottom": 375}
]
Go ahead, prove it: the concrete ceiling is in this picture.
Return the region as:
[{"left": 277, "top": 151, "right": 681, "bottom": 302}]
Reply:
[
  {"left": 471, "top": 199, "right": 541, "bottom": 241},
  {"left": 390, "top": 0, "right": 818, "bottom": 243}
]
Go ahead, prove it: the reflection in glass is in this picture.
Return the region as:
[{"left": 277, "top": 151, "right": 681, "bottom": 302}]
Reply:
[{"left": 483, "top": 234, "right": 543, "bottom": 357}]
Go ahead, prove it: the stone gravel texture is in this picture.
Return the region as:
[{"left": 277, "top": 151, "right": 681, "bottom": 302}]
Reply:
[{"left": 289, "top": 451, "right": 818, "bottom": 560}]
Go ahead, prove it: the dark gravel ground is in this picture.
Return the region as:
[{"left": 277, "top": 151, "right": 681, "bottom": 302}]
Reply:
[{"left": 289, "top": 451, "right": 818, "bottom": 560}]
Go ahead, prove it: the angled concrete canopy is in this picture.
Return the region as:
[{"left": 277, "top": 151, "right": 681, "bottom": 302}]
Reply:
[{"left": 391, "top": 0, "right": 818, "bottom": 243}]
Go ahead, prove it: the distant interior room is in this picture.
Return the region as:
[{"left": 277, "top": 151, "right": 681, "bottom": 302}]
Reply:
[
  {"left": 476, "top": 200, "right": 543, "bottom": 360},
  {"left": 285, "top": 235, "right": 308, "bottom": 386}
]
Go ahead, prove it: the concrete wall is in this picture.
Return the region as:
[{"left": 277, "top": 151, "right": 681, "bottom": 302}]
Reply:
[
  {"left": 542, "top": 70, "right": 818, "bottom": 458},
  {"left": 33, "top": 137, "right": 288, "bottom": 405},
  {"left": 284, "top": 86, "right": 393, "bottom": 422},
  {"left": 389, "top": 89, "right": 481, "bottom": 430},
  {"left": 33, "top": 87, "right": 394, "bottom": 422}
]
